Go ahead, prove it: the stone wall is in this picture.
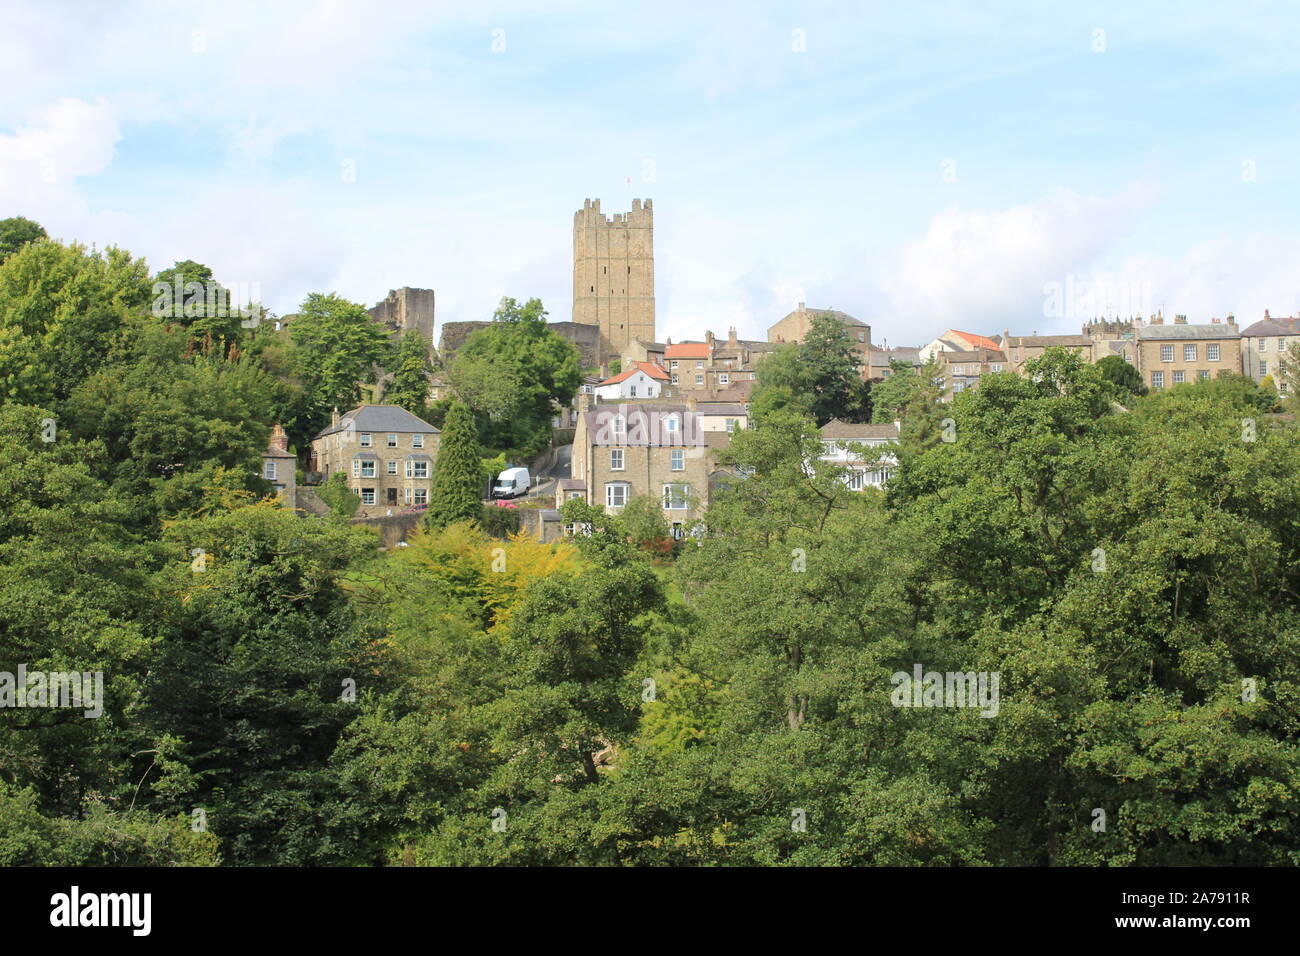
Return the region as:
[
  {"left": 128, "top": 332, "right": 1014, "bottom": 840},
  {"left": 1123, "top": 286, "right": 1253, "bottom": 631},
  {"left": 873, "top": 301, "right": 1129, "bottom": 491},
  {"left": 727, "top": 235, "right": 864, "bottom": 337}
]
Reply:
[{"left": 370, "top": 287, "right": 436, "bottom": 346}]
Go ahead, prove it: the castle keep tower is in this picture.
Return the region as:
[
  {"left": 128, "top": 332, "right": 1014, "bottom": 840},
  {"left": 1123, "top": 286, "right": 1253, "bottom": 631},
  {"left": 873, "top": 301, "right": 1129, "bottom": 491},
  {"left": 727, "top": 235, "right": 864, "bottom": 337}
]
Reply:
[{"left": 572, "top": 198, "right": 655, "bottom": 363}]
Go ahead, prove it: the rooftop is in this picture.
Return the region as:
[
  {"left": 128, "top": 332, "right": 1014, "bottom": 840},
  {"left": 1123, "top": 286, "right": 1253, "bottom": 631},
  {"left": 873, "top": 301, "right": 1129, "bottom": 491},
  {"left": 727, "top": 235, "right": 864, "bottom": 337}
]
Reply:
[
  {"left": 314, "top": 404, "right": 441, "bottom": 440},
  {"left": 597, "top": 361, "right": 671, "bottom": 386},
  {"left": 820, "top": 419, "right": 900, "bottom": 441},
  {"left": 1136, "top": 324, "right": 1242, "bottom": 340}
]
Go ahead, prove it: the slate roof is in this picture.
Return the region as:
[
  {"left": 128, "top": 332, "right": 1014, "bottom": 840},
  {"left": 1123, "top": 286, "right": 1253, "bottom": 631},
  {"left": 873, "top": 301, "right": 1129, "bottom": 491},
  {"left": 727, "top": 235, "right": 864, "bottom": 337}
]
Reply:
[
  {"left": 1238, "top": 316, "right": 1300, "bottom": 337},
  {"left": 820, "top": 419, "right": 900, "bottom": 441},
  {"left": 1136, "top": 324, "right": 1241, "bottom": 340},
  {"left": 314, "top": 404, "right": 441, "bottom": 439},
  {"left": 1004, "top": 334, "right": 1093, "bottom": 348},
  {"left": 695, "top": 403, "right": 747, "bottom": 416},
  {"left": 559, "top": 478, "right": 586, "bottom": 491}
]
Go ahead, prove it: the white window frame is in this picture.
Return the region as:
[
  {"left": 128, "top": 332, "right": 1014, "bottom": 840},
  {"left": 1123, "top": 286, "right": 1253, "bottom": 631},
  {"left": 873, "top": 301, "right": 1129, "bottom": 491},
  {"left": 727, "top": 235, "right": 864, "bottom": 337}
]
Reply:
[
  {"left": 360, "top": 432, "right": 373, "bottom": 447},
  {"left": 387, "top": 433, "right": 398, "bottom": 447},
  {"left": 1183, "top": 344, "right": 1197, "bottom": 362},
  {"left": 1207, "top": 344, "right": 1220, "bottom": 362},
  {"left": 264, "top": 461, "right": 277, "bottom": 481},
  {"left": 661, "top": 483, "right": 689, "bottom": 510},
  {"left": 606, "top": 482, "right": 630, "bottom": 509},
  {"left": 610, "top": 448, "right": 624, "bottom": 471},
  {"left": 412, "top": 434, "right": 424, "bottom": 448},
  {"left": 360, "top": 488, "right": 376, "bottom": 505},
  {"left": 387, "top": 460, "right": 398, "bottom": 475},
  {"left": 670, "top": 449, "right": 684, "bottom": 471},
  {"left": 1160, "top": 345, "right": 1173, "bottom": 362}
]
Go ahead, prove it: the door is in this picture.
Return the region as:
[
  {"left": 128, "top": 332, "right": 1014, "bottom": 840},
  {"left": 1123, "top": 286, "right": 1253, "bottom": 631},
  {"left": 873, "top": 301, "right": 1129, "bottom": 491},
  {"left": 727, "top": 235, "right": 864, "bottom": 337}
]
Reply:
[{"left": 386, "top": 488, "right": 397, "bottom": 505}]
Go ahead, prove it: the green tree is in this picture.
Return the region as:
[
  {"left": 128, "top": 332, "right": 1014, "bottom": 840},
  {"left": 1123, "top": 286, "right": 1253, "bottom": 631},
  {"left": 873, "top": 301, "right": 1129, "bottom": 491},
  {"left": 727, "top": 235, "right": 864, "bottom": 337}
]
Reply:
[
  {"left": 450, "top": 297, "right": 581, "bottom": 458},
  {"left": 0, "top": 216, "right": 47, "bottom": 263},
  {"left": 427, "top": 402, "right": 485, "bottom": 530},
  {"left": 1096, "top": 354, "right": 1147, "bottom": 399},
  {"left": 289, "top": 293, "right": 390, "bottom": 427},
  {"left": 869, "top": 360, "right": 924, "bottom": 423},
  {"left": 753, "top": 314, "right": 870, "bottom": 425},
  {"left": 385, "top": 329, "right": 434, "bottom": 415}
]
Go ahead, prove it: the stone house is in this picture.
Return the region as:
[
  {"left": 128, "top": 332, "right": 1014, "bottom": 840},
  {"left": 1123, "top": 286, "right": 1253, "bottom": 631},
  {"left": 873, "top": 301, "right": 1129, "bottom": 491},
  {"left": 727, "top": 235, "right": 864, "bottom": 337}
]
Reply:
[
  {"left": 818, "top": 420, "right": 900, "bottom": 490},
  {"left": 933, "top": 347, "right": 1007, "bottom": 397},
  {"left": 310, "top": 404, "right": 441, "bottom": 515},
  {"left": 865, "top": 345, "right": 922, "bottom": 381},
  {"left": 1134, "top": 316, "right": 1241, "bottom": 391},
  {"left": 999, "top": 331, "right": 1096, "bottom": 374},
  {"left": 694, "top": 401, "right": 747, "bottom": 433},
  {"left": 768, "top": 303, "right": 871, "bottom": 360},
  {"left": 570, "top": 399, "right": 727, "bottom": 537},
  {"left": 919, "top": 330, "right": 1003, "bottom": 363},
  {"left": 261, "top": 423, "right": 297, "bottom": 509},
  {"left": 1238, "top": 311, "right": 1300, "bottom": 394}
]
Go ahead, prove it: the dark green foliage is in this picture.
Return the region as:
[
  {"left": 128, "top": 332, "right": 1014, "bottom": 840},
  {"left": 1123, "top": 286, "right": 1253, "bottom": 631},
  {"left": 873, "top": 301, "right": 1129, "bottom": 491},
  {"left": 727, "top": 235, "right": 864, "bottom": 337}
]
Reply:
[
  {"left": 427, "top": 402, "right": 485, "bottom": 530},
  {"left": 0, "top": 216, "right": 47, "bottom": 263}
]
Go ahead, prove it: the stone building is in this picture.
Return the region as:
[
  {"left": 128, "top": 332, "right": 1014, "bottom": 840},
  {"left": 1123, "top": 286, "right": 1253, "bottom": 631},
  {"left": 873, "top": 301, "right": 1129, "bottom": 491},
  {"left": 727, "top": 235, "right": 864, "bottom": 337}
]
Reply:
[
  {"left": 310, "top": 405, "right": 441, "bottom": 515},
  {"left": 768, "top": 303, "right": 871, "bottom": 360},
  {"left": 933, "top": 346, "right": 1006, "bottom": 396},
  {"left": 662, "top": 328, "right": 771, "bottom": 392},
  {"left": 437, "top": 318, "right": 602, "bottom": 370},
  {"left": 1238, "top": 310, "right": 1300, "bottom": 392},
  {"left": 369, "top": 287, "right": 435, "bottom": 344},
  {"left": 1134, "top": 315, "right": 1241, "bottom": 391},
  {"left": 818, "top": 420, "right": 900, "bottom": 490},
  {"left": 569, "top": 399, "right": 727, "bottom": 537},
  {"left": 261, "top": 423, "right": 297, "bottom": 509},
  {"left": 572, "top": 198, "right": 656, "bottom": 363},
  {"left": 1000, "top": 330, "right": 1095, "bottom": 374}
]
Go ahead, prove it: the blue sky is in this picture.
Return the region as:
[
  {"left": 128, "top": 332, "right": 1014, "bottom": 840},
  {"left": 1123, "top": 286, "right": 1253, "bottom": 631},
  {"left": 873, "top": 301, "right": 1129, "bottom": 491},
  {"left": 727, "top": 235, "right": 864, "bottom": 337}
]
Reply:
[{"left": 3, "top": 1, "right": 1299, "bottom": 348}]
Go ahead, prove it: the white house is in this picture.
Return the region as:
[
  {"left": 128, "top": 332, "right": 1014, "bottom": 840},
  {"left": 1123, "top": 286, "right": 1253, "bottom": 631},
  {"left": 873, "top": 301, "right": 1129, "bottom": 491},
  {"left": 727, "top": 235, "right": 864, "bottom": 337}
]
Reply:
[
  {"left": 593, "top": 362, "right": 671, "bottom": 400},
  {"left": 818, "top": 419, "right": 900, "bottom": 490}
]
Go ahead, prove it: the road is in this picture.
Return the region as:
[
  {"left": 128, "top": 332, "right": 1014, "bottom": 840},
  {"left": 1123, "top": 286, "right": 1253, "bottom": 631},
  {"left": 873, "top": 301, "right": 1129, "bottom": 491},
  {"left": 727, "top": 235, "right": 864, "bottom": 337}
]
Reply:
[{"left": 528, "top": 444, "right": 572, "bottom": 501}]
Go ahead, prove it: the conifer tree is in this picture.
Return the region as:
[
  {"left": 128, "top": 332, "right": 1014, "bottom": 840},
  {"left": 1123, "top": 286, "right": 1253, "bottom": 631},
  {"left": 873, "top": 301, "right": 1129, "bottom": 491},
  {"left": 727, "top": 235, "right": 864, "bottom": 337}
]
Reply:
[{"left": 427, "top": 401, "right": 484, "bottom": 529}]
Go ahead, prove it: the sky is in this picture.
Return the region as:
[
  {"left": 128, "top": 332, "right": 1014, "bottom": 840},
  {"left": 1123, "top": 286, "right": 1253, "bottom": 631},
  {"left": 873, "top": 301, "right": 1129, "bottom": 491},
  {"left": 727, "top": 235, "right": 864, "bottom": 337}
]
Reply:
[{"left": 3, "top": 1, "right": 1300, "bottom": 348}]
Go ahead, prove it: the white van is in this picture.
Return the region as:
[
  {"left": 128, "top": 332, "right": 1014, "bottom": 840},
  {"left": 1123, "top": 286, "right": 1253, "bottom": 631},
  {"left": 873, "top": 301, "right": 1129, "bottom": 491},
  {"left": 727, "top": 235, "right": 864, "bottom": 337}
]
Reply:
[{"left": 492, "top": 466, "right": 531, "bottom": 499}]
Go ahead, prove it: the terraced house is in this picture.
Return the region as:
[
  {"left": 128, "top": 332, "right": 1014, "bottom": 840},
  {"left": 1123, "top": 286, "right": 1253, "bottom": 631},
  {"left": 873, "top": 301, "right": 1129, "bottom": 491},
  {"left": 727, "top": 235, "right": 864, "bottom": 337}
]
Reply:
[
  {"left": 310, "top": 405, "right": 440, "bottom": 513},
  {"left": 1238, "top": 310, "right": 1300, "bottom": 395},
  {"left": 1134, "top": 316, "right": 1241, "bottom": 390},
  {"left": 569, "top": 400, "right": 729, "bottom": 537}
]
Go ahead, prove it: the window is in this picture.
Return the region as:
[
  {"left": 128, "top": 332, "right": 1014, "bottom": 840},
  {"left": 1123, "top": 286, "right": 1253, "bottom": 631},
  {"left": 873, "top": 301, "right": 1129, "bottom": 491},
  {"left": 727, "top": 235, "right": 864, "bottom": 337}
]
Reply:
[
  {"left": 351, "top": 460, "right": 359, "bottom": 478},
  {"left": 612, "top": 415, "right": 626, "bottom": 436},
  {"left": 387, "top": 460, "right": 398, "bottom": 475},
  {"left": 719, "top": 373, "right": 729, "bottom": 384},
  {"left": 846, "top": 469, "right": 865, "bottom": 491},
  {"left": 360, "top": 432, "right": 372, "bottom": 447},
  {"left": 1151, "top": 371, "right": 1164, "bottom": 389},
  {"left": 405, "top": 461, "right": 429, "bottom": 479},
  {"left": 665, "top": 414, "right": 678, "bottom": 433},
  {"left": 670, "top": 360, "right": 678, "bottom": 369},
  {"left": 413, "top": 489, "right": 428, "bottom": 506},
  {"left": 1184, "top": 345, "right": 1197, "bottom": 362},
  {"left": 1260, "top": 361, "right": 1268, "bottom": 377},
  {"left": 671, "top": 522, "right": 685, "bottom": 540},
  {"left": 386, "top": 433, "right": 397, "bottom": 447},
  {"left": 606, "top": 482, "right": 629, "bottom": 508},
  {"left": 1160, "top": 345, "right": 1173, "bottom": 362},
  {"left": 610, "top": 448, "right": 624, "bottom": 470},
  {"left": 264, "top": 461, "right": 277, "bottom": 481},
  {"left": 694, "top": 374, "right": 703, "bottom": 385},
  {"left": 952, "top": 381, "right": 965, "bottom": 393},
  {"left": 670, "top": 449, "right": 684, "bottom": 471},
  {"left": 1259, "top": 338, "right": 1268, "bottom": 351},
  {"left": 991, "top": 364, "right": 1002, "bottom": 372},
  {"left": 671, "top": 374, "right": 679, "bottom": 385},
  {"left": 412, "top": 434, "right": 424, "bottom": 448},
  {"left": 360, "top": 488, "right": 375, "bottom": 505},
  {"left": 359, "top": 461, "right": 376, "bottom": 478},
  {"left": 1198, "top": 370, "right": 1210, "bottom": 381},
  {"left": 662, "top": 483, "right": 689, "bottom": 510},
  {"left": 696, "top": 361, "right": 704, "bottom": 369},
  {"left": 404, "top": 488, "right": 413, "bottom": 504},
  {"left": 1207, "top": 344, "right": 1220, "bottom": 362},
  {"left": 725, "top": 418, "right": 737, "bottom": 433},
  {"left": 857, "top": 332, "right": 865, "bottom": 342},
  {"left": 629, "top": 385, "right": 637, "bottom": 397},
  {"left": 1173, "top": 370, "right": 1184, "bottom": 383}
]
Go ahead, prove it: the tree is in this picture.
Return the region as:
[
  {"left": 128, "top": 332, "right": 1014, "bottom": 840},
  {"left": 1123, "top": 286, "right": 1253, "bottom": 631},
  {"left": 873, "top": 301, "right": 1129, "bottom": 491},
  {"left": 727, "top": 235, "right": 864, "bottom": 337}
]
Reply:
[
  {"left": 289, "top": 293, "right": 390, "bottom": 427},
  {"left": 869, "top": 360, "right": 925, "bottom": 423},
  {"left": 384, "top": 329, "right": 434, "bottom": 415},
  {"left": 752, "top": 314, "right": 870, "bottom": 425},
  {"left": 151, "top": 259, "right": 250, "bottom": 345},
  {"left": 0, "top": 240, "right": 151, "bottom": 406},
  {"left": 0, "top": 216, "right": 47, "bottom": 263},
  {"left": 1096, "top": 354, "right": 1147, "bottom": 399},
  {"left": 427, "top": 402, "right": 485, "bottom": 530},
  {"left": 449, "top": 297, "right": 581, "bottom": 458}
]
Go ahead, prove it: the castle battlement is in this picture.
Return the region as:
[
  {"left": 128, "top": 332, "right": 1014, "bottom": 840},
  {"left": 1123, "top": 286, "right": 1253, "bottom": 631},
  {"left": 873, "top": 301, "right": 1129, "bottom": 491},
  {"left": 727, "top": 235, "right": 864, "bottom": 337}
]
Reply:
[{"left": 573, "top": 198, "right": 656, "bottom": 363}]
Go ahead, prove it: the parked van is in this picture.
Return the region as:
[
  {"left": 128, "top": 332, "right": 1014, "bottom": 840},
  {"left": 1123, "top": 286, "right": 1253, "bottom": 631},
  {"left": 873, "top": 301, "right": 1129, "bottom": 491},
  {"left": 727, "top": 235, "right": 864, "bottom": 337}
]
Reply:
[{"left": 492, "top": 466, "right": 531, "bottom": 499}]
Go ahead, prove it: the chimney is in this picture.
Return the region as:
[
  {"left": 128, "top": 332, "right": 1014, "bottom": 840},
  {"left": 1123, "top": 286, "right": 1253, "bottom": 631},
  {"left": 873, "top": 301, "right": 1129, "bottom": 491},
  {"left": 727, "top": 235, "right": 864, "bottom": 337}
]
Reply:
[
  {"left": 1227, "top": 312, "right": 1235, "bottom": 326},
  {"left": 1174, "top": 314, "right": 1187, "bottom": 325},
  {"left": 1211, "top": 316, "right": 1220, "bottom": 324},
  {"left": 798, "top": 301, "right": 806, "bottom": 312},
  {"left": 705, "top": 330, "right": 715, "bottom": 345},
  {"left": 727, "top": 326, "right": 738, "bottom": 347},
  {"left": 331, "top": 407, "right": 340, "bottom": 427},
  {"left": 269, "top": 423, "right": 289, "bottom": 452}
]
